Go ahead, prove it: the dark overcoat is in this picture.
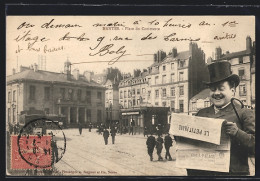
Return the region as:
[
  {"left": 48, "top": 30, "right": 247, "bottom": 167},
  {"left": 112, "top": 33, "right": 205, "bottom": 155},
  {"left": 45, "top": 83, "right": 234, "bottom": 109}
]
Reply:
[{"left": 188, "top": 103, "right": 255, "bottom": 175}]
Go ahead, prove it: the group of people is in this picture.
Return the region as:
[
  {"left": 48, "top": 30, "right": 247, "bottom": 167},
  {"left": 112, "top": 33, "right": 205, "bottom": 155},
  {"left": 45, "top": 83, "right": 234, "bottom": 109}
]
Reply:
[
  {"left": 102, "top": 127, "right": 116, "bottom": 145},
  {"left": 146, "top": 133, "right": 173, "bottom": 161}
]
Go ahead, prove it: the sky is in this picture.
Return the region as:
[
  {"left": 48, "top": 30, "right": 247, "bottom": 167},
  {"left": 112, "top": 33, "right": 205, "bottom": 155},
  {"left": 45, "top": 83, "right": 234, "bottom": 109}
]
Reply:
[{"left": 6, "top": 16, "right": 255, "bottom": 76}]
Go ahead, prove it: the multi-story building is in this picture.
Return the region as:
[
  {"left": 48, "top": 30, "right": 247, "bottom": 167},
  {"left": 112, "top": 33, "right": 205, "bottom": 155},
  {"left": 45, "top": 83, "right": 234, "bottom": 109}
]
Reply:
[
  {"left": 190, "top": 36, "right": 255, "bottom": 114},
  {"left": 118, "top": 43, "right": 208, "bottom": 133},
  {"left": 104, "top": 79, "right": 120, "bottom": 125},
  {"left": 210, "top": 36, "right": 255, "bottom": 106},
  {"left": 6, "top": 60, "right": 106, "bottom": 128}
]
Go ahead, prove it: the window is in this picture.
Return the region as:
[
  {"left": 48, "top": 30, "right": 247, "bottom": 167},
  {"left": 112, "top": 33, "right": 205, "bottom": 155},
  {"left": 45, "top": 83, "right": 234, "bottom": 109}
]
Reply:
[
  {"left": 147, "top": 91, "right": 151, "bottom": 98},
  {"left": 239, "top": 69, "right": 245, "bottom": 79},
  {"left": 142, "top": 88, "right": 146, "bottom": 94},
  {"left": 239, "top": 57, "right": 243, "bottom": 64},
  {"left": 128, "top": 90, "right": 131, "bottom": 97},
  {"left": 128, "top": 100, "right": 132, "bottom": 107},
  {"left": 87, "top": 109, "right": 91, "bottom": 122},
  {"left": 179, "top": 72, "right": 184, "bottom": 81},
  {"left": 97, "top": 92, "right": 102, "bottom": 100},
  {"left": 239, "top": 84, "right": 246, "bottom": 96},
  {"left": 77, "top": 89, "right": 82, "bottom": 101},
  {"left": 171, "top": 87, "right": 175, "bottom": 97},
  {"left": 204, "top": 101, "right": 210, "bottom": 108},
  {"left": 162, "top": 75, "right": 166, "bottom": 84},
  {"left": 148, "top": 78, "right": 151, "bottom": 85},
  {"left": 124, "top": 100, "right": 127, "bottom": 108},
  {"left": 171, "top": 63, "right": 174, "bottom": 70},
  {"left": 86, "top": 91, "right": 91, "bottom": 103},
  {"left": 44, "top": 108, "right": 49, "bottom": 114},
  {"left": 97, "top": 110, "right": 102, "bottom": 122},
  {"left": 124, "top": 91, "right": 127, "bottom": 98},
  {"left": 155, "top": 76, "right": 159, "bottom": 85},
  {"left": 163, "top": 65, "right": 166, "bottom": 71},
  {"left": 179, "top": 100, "right": 184, "bottom": 112},
  {"left": 155, "top": 90, "right": 159, "bottom": 98},
  {"left": 179, "top": 60, "right": 185, "bottom": 68},
  {"left": 68, "top": 89, "right": 74, "bottom": 100},
  {"left": 29, "top": 86, "right": 36, "bottom": 100},
  {"left": 162, "top": 88, "right": 167, "bottom": 97},
  {"left": 120, "top": 91, "right": 123, "bottom": 99},
  {"left": 132, "top": 89, "right": 135, "bottom": 95},
  {"left": 192, "top": 102, "right": 197, "bottom": 110},
  {"left": 137, "top": 99, "right": 140, "bottom": 105},
  {"left": 155, "top": 102, "right": 159, "bottom": 106},
  {"left": 60, "top": 88, "right": 65, "bottom": 100},
  {"left": 133, "top": 99, "right": 136, "bottom": 106},
  {"left": 7, "top": 108, "right": 11, "bottom": 128},
  {"left": 171, "top": 101, "right": 175, "bottom": 112},
  {"left": 44, "top": 87, "right": 50, "bottom": 100},
  {"left": 13, "top": 108, "right": 16, "bottom": 123},
  {"left": 162, "top": 102, "right": 166, "bottom": 107},
  {"left": 179, "top": 86, "right": 184, "bottom": 96},
  {"left": 137, "top": 89, "right": 140, "bottom": 95},
  {"left": 8, "top": 92, "right": 11, "bottom": 103},
  {"left": 171, "top": 74, "right": 175, "bottom": 83},
  {"left": 13, "top": 90, "right": 16, "bottom": 102}
]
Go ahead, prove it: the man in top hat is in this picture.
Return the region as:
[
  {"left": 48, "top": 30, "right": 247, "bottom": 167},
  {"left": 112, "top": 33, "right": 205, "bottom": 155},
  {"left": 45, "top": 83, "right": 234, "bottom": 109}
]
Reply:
[{"left": 186, "top": 61, "right": 255, "bottom": 176}]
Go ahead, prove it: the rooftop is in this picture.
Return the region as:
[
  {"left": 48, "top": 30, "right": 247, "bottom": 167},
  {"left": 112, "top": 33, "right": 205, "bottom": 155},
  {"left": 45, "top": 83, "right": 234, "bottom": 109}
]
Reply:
[{"left": 6, "top": 68, "right": 105, "bottom": 88}]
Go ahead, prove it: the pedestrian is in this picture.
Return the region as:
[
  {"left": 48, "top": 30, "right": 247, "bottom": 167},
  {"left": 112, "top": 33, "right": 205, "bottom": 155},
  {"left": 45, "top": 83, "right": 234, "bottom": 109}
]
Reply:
[
  {"left": 78, "top": 123, "right": 83, "bottom": 135},
  {"left": 129, "top": 119, "right": 135, "bottom": 135},
  {"left": 146, "top": 133, "right": 156, "bottom": 161},
  {"left": 103, "top": 128, "right": 109, "bottom": 145},
  {"left": 110, "top": 127, "right": 116, "bottom": 144},
  {"left": 144, "top": 126, "right": 148, "bottom": 137},
  {"left": 156, "top": 134, "right": 164, "bottom": 161},
  {"left": 89, "top": 123, "right": 92, "bottom": 132},
  {"left": 164, "top": 133, "right": 173, "bottom": 161},
  {"left": 186, "top": 61, "right": 255, "bottom": 176}
]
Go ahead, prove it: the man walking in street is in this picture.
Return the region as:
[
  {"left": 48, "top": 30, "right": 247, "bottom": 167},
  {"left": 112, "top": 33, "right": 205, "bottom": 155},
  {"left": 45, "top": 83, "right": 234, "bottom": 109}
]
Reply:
[
  {"left": 186, "top": 61, "right": 255, "bottom": 176},
  {"left": 103, "top": 128, "right": 109, "bottom": 145},
  {"left": 146, "top": 133, "right": 156, "bottom": 161},
  {"left": 78, "top": 123, "right": 83, "bottom": 135},
  {"left": 110, "top": 126, "right": 116, "bottom": 144},
  {"left": 156, "top": 134, "right": 164, "bottom": 161},
  {"left": 164, "top": 133, "right": 173, "bottom": 161}
]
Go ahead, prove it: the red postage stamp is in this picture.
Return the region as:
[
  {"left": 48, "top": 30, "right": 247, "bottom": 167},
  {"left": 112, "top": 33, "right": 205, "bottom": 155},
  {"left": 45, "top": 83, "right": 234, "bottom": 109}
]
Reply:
[{"left": 11, "top": 135, "right": 52, "bottom": 169}]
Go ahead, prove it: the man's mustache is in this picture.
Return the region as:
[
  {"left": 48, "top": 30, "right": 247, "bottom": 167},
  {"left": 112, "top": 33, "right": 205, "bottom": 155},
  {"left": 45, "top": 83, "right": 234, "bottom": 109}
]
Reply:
[{"left": 212, "top": 94, "right": 225, "bottom": 99}]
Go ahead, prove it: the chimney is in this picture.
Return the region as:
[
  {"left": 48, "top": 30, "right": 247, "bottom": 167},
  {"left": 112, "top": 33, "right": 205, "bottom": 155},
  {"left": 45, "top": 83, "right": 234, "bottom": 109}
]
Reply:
[
  {"left": 246, "top": 36, "right": 252, "bottom": 51},
  {"left": 33, "top": 63, "right": 38, "bottom": 72},
  {"left": 215, "top": 47, "right": 222, "bottom": 60},
  {"left": 72, "top": 69, "right": 79, "bottom": 80},
  {"left": 83, "top": 71, "right": 91, "bottom": 82},
  {"left": 64, "top": 60, "right": 71, "bottom": 80},
  {"left": 172, "top": 48, "right": 177, "bottom": 58},
  {"left": 154, "top": 53, "right": 158, "bottom": 63},
  {"left": 189, "top": 42, "right": 193, "bottom": 54},
  {"left": 12, "top": 68, "right": 16, "bottom": 75}
]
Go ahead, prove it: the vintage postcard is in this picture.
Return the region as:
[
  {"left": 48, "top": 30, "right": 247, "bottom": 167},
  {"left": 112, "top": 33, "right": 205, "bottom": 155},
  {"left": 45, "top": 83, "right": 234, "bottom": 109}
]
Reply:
[{"left": 6, "top": 16, "right": 255, "bottom": 176}]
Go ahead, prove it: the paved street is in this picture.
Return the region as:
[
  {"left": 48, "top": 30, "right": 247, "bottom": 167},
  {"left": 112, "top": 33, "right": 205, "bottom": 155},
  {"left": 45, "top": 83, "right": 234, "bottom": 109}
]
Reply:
[{"left": 53, "top": 128, "right": 187, "bottom": 176}]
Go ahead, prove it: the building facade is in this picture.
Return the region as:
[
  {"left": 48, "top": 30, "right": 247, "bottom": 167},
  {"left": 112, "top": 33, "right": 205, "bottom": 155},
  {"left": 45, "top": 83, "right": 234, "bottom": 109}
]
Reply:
[
  {"left": 210, "top": 36, "right": 255, "bottom": 106},
  {"left": 6, "top": 61, "right": 106, "bottom": 128},
  {"left": 118, "top": 43, "right": 208, "bottom": 133}
]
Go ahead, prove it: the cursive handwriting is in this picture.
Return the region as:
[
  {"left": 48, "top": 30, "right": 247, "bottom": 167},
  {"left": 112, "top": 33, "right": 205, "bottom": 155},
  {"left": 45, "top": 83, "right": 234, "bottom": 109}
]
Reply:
[
  {"left": 41, "top": 19, "right": 82, "bottom": 29},
  {"left": 59, "top": 32, "right": 90, "bottom": 41},
  {"left": 44, "top": 45, "right": 64, "bottom": 53},
  {"left": 164, "top": 33, "right": 200, "bottom": 42},
  {"left": 14, "top": 30, "right": 49, "bottom": 46},
  {"left": 214, "top": 32, "right": 236, "bottom": 40},
  {"left": 89, "top": 37, "right": 129, "bottom": 65},
  {"left": 17, "top": 22, "right": 35, "bottom": 30},
  {"left": 141, "top": 33, "right": 157, "bottom": 40},
  {"left": 163, "top": 18, "right": 191, "bottom": 28},
  {"left": 93, "top": 22, "right": 125, "bottom": 27}
]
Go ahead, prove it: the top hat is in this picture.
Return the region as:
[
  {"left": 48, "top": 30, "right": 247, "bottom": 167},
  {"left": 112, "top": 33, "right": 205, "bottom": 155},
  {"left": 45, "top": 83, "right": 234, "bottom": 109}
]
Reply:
[{"left": 205, "top": 61, "right": 240, "bottom": 87}]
